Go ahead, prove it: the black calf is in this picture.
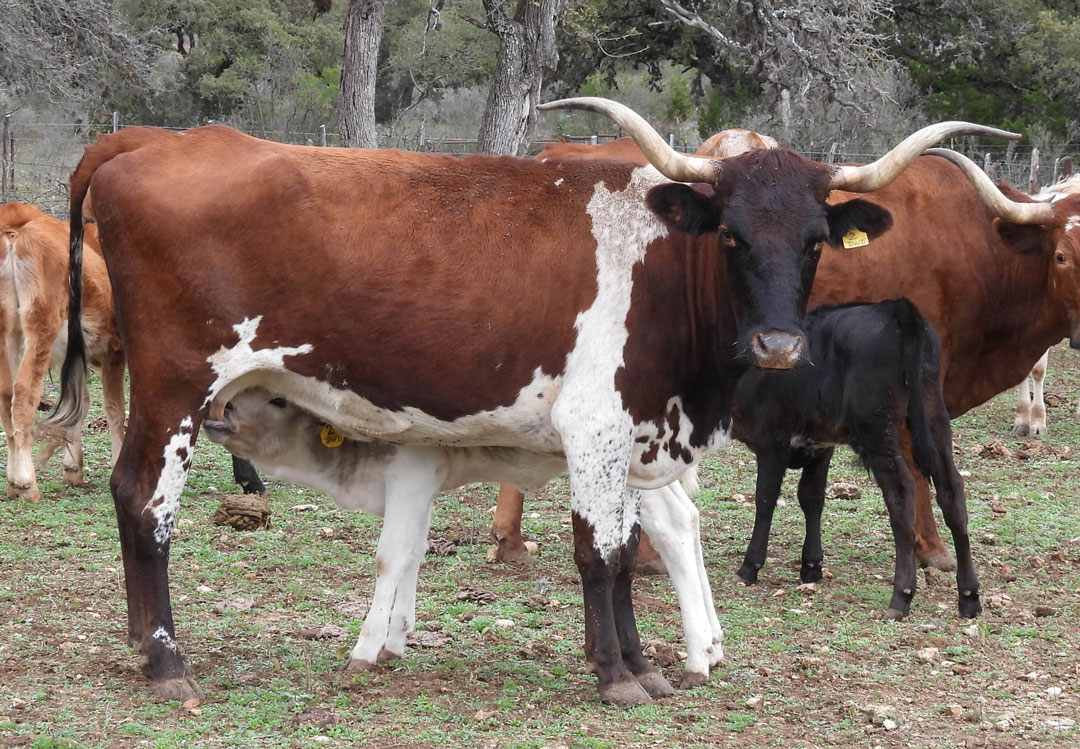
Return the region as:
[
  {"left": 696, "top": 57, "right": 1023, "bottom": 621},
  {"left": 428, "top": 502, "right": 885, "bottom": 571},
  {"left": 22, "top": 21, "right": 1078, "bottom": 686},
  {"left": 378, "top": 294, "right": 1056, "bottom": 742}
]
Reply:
[{"left": 731, "top": 298, "right": 979, "bottom": 620}]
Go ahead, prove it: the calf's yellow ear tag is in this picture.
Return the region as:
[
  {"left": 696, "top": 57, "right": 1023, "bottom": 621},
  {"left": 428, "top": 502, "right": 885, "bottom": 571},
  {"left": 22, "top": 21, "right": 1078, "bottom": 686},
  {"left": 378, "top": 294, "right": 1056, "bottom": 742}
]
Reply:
[
  {"left": 842, "top": 227, "right": 869, "bottom": 249},
  {"left": 320, "top": 424, "right": 345, "bottom": 448}
]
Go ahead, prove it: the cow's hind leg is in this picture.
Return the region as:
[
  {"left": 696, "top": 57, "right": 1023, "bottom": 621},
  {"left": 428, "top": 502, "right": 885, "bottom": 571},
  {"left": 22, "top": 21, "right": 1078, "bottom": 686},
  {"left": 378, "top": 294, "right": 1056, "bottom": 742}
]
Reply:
[
  {"left": 903, "top": 429, "right": 955, "bottom": 571},
  {"left": 797, "top": 448, "right": 834, "bottom": 584},
  {"left": 1013, "top": 349, "right": 1048, "bottom": 436},
  {"left": 345, "top": 461, "right": 436, "bottom": 670},
  {"left": 866, "top": 451, "right": 919, "bottom": 620},
  {"left": 640, "top": 483, "right": 723, "bottom": 689},
  {"left": 60, "top": 379, "right": 90, "bottom": 485},
  {"left": 99, "top": 350, "right": 127, "bottom": 465},
  {"left": 6, "top": 328, "right": 55, "bottom": 501},
  {"left": 927, "top": 400, "right": 981, "bottom": 618},
  {"left": 113, "top": 402, "right": 202, "bottom": 701},
  {"left": 491, "top": 483, "right": 532, "bottom": 564}
]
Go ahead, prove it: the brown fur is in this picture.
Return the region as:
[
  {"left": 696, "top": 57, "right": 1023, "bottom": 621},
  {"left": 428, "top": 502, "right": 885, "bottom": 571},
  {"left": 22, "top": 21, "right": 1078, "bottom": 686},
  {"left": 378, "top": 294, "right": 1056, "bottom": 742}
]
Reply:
[{"left": 0, "top": 202, "right": 125, "bottom": 501}]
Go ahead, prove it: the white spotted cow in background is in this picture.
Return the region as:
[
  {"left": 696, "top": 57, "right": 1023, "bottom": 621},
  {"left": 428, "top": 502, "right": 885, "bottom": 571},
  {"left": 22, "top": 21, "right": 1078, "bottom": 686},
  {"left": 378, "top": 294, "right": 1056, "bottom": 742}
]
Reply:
[{"left": 1011, "top": 176, "right": 1080, "bottom": 436}]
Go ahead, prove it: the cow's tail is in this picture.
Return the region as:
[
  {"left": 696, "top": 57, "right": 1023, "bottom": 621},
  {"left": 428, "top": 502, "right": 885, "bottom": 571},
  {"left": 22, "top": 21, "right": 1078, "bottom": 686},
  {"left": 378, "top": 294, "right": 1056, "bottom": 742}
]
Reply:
[
  {"left": 896, "top": 299, "right": 938, "bottom": 480},
  {"left": 47, "top": 127, "right": 160, "bottom": 430}
]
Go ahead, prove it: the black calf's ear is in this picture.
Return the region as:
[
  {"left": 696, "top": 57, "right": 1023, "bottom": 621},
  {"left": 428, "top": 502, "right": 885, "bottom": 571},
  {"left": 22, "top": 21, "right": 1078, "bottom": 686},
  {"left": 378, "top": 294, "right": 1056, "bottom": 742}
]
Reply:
[
  {"left": 826, "top": 198, "right": 893, "bottom": 245},
  {"left": 647, "top": 183, "right": 721, "bottom": 236}
]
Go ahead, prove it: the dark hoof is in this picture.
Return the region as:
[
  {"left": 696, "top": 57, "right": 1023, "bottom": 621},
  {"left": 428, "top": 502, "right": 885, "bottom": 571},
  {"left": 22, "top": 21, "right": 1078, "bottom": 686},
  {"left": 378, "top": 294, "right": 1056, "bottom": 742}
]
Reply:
[
  {"left": 882, "top": 607, "right": 908, "bottom": 621},
  {"left": 734, "top": 567, "right": 758, "bottom": 586},
  {"left": 635, "top": 671, "right": 674, "bottom": 699},
  {"left": 598, "top": 678, "right": 653, "bottom": 706},
  {"left": 919, "top": 551, "right": 957, "bottom": 572},
  {"left": 678, "top": 671, "right": 708, "bottom": 689},
  {"left": 800, "top": 564, "right": 823, "bottom": 584},
  {"left": 341, "top": 657, "right": 377, "bottom": 672},
  {"left": 636, "top": 557, "right": 668, "bottom": 577},
  {"left": 150, "top": 674, "right": 204, "bottom": 702},
  {"left": 376, "top": 647, "right": 403, "bottom": 664},
  {"left": 1010, "top": 424, "right": 1029, "bottom": 437},
  {"left": 958, "top": 593, "right": 982, "bottom": 619}
]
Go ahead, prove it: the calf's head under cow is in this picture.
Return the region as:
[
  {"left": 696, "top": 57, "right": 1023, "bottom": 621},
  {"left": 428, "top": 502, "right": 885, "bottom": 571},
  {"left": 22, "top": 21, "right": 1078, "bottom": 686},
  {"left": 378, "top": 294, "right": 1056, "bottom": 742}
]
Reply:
[{"left": 539, "top": 98, "right": 1020, "bottom": 369}]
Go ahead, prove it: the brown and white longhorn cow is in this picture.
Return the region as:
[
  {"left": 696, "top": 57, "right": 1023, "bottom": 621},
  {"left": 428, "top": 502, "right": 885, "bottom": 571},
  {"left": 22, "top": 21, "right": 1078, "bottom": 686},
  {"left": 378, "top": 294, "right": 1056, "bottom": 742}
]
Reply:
[
  {"left": 496, "top": 142, "right": 1080, "bottom": 575},
  {"left": 48, "top": 97, "right": 1008, "bottom": 705},
  {"left": 0, "top": 202, "right": 125, "bottom": 501}
]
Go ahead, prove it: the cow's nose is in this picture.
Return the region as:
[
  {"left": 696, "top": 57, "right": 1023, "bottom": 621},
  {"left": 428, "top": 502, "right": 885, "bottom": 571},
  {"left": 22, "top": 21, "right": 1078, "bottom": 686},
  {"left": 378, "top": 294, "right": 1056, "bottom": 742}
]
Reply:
[{"left": 751, "top": 331, "right": 804, "bottom": 370}]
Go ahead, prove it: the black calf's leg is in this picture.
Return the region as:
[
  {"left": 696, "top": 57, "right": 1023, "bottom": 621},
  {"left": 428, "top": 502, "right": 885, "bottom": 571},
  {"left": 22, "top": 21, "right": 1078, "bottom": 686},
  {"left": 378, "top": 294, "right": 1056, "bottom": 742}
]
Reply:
[
  {"left": 611, "top": 523, "right": 674, "bottom": 698},
  {"left": 232, "top": 456, "right": 266, "bottom": 494},
  {"left": 737, "top": 447, "right": 789, "bottom": 584},
  {"left": 797, "top": 448, "right": 834, "bottom": 583},
  {"left": 927, "top": 404, "right": 981, "bottom": 617},
  {"left": 867, "top": 452, "right": 919, "bottom": 619}
]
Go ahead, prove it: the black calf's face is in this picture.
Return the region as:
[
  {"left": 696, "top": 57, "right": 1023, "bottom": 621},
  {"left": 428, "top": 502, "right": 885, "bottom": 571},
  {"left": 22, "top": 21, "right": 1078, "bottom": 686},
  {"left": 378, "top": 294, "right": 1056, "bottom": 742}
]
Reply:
[{"left": 648, "top": 151, "right": 892, "bottom": 369}]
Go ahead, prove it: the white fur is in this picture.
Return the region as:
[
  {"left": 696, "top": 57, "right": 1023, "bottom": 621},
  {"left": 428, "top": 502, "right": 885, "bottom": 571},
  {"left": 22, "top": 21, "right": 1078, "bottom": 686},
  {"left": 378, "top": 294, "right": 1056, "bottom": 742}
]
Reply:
[
  {"left": 1014, "top": 349, "right": 1049, "bottom": 436},
  {"left": 204, "top": 316, "right": 314, "bottom": 408},
  {"left": 145, "top": 416, "right": 195, "bottom": 546},
  {"left": 640, "top": 482, "right": 723, "bottom": 677},
  {"left": 152, "top": 626, "right": 178, "bottom": 653}
]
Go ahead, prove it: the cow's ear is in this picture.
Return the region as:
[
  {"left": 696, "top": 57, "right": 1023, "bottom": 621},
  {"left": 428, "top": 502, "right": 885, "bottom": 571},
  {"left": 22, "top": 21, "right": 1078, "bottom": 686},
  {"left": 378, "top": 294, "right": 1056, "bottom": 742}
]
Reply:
[
  {"left": 647, "top": 183, "right": 721, "bottom": 236},
  {"left": 995, "top": 218, "right": 1045, "bottom": 255},
  {"left": 826, "top": 198, "right": 893, "bottom": 244}
]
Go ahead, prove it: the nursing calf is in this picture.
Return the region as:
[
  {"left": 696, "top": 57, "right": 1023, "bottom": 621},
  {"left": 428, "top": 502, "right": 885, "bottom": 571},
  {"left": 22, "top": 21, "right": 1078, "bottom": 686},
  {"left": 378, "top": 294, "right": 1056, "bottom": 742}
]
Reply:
[
  {"left": 731, "top": 299, "right": 979, "bottom": 619},
  {"left": 203, "top": 388, "right": 724, "bottom": 686},
  {"left": 0, "top": 202, "right": 125, "bottom": 500}
]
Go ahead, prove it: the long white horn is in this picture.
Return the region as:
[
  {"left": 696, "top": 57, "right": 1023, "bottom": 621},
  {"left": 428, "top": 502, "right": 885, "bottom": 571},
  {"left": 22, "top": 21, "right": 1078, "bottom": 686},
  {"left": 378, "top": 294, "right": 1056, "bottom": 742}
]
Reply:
[
  {"left": 829, "top": 122, "right": 1021, "bottom": 192},
  {"left": 539, "top": 97, "right": 717, "bottom": 183},
  {"left": 925, "top": 148, "right": 1057, "bottom": 225}
]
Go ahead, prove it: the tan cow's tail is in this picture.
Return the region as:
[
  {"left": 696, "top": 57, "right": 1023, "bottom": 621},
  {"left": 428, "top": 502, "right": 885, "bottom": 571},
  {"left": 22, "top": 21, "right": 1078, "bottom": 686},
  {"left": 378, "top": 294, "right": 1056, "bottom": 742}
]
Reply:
[{"left": 48, "top": 127, "right": 166, "bottom": 430}]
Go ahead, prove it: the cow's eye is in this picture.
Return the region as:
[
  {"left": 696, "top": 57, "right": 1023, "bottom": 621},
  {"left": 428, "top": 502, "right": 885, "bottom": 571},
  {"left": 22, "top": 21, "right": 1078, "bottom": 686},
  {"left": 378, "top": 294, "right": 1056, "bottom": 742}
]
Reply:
[
  {"left": 1057, "top": 252, "right": 1067, "bottom": 264},
  {"left": 718, "top": 226, "right": 735, "bottom": 246},
  {"left": 269, "top": 397, "right": 287, "bottom": 408}
]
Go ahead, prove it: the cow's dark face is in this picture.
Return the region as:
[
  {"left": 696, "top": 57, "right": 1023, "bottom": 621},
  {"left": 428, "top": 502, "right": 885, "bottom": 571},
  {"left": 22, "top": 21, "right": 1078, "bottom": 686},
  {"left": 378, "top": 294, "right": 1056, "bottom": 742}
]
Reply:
[{"left": 647, "top": 151, "right": 893, "bottom": 369}]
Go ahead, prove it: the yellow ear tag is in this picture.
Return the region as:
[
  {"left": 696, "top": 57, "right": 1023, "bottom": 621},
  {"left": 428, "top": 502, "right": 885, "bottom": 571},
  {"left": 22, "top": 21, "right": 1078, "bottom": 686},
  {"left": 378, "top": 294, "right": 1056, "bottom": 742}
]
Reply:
[
  {"left": 320, "top": 424, "right": 344, "bottom": 448},
  {"left": 842, "top": 228, "right": 869, "bottom": 249}
]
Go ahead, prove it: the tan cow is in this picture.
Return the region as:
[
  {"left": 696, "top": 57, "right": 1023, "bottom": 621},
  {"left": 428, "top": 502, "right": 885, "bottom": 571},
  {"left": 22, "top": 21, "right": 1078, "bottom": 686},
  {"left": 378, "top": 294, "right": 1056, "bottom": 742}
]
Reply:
[{"left": 0, "top": 202, "right": 125, "bottom": 501}]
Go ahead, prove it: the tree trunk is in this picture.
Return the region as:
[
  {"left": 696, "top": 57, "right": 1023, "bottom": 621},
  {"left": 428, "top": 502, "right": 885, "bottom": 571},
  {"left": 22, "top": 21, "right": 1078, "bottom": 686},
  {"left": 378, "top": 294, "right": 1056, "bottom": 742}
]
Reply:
[
  {"left": 338, "top": 0, "right": 384, "bottom": 149},
  {"left": 477, "top": 0, "right": 564, "bottom": 156}
]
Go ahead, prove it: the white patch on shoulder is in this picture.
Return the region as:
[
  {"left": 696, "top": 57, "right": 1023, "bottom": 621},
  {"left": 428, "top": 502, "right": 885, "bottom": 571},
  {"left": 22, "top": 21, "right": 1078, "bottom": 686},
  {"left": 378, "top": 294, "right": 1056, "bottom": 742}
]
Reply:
[
  {"left": 554, "top": 178, "right": 564, "bottom": 187},
  {"left": 152, "top": 626, "right": 177, "bottom": 653},
  {"left": 203, "top": 316, "right": 313, "bottom": 407},
  {"left": 552, "top": 166, "right": 671, "bottom": 558},
  {"left": 145, "top": 416, "right": 195, "bottom": 546},
  {"left": 629, "top": 396, "right": 730, "bottom": 488}
]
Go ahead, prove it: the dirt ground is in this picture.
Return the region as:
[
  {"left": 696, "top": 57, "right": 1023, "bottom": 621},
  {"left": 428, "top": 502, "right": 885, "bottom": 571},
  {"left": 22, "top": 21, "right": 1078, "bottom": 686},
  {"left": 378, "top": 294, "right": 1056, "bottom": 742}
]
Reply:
[{"left": 1, "top": 346, "right": 1079, "bottom": 748}]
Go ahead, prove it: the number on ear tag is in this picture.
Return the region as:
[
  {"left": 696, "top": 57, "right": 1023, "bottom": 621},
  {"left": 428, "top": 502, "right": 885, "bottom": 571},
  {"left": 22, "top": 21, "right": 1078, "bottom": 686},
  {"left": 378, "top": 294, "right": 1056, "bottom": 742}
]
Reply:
[
  {"left": 320, "top": 424, "right": 345, "bottom": 448},
  {"left": 842, "top": 228, "right": 869, "bottom": 249}
]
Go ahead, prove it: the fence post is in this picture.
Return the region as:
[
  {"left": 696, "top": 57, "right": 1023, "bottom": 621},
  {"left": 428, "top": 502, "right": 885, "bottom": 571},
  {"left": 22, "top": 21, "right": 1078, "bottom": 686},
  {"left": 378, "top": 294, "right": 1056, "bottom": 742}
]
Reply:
[
  {"left": 320, "top": 124, "right": 327, "bottom": 147},
  {"left": 112, "top": 111, "right": 119, "bottom": 133},
  {"left": 1064, "top": 156, "right": 1074, "bottom": 180},
  {"left": 1028, "top": 147, "right": 1039, "bottom": 194},
  {"left": 826, "top": 142, "right": 837, "bottom": 164},
  {"left": 589, "top": 132, "right": 597, "bottom": 146},
  {"left": 983, "top": 153, "right": 992, "bottom": 175},
  {"left": 668, "top": 132, "right": 675, "bottom": 148},
  {"left": 1, "top": 114, "right": 9, "bottom": 202}
]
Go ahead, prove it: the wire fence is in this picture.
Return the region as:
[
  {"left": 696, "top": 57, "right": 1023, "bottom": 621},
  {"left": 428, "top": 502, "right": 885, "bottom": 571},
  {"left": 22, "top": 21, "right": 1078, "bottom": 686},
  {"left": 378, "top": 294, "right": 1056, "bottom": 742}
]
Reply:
[{"left": 2, "top": 114, "right": 1077, "bottom": 218}]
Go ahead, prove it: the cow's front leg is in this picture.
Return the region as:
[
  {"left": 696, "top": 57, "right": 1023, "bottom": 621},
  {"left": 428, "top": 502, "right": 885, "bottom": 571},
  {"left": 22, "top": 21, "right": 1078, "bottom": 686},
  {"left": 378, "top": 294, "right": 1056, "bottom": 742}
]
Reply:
[{"left": 113, "top": 407, "right": 202, "bottom": 701}]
